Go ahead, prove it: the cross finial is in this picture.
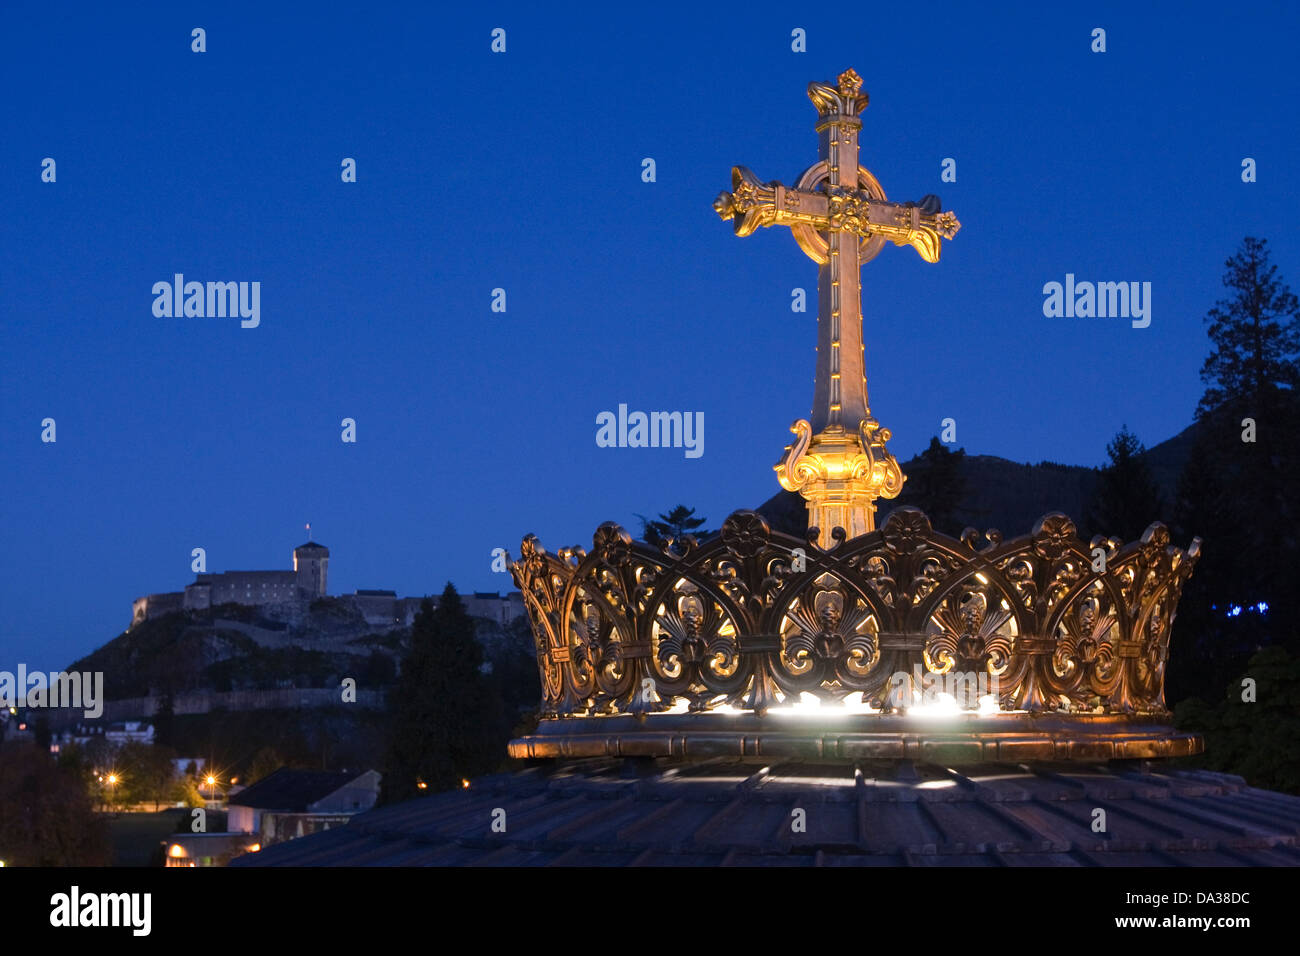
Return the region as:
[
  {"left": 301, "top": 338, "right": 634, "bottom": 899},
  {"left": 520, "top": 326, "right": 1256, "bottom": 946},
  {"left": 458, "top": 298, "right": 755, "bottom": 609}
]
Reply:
[{"left": 837, "top": 68, "right": 863, "bottom": 95}]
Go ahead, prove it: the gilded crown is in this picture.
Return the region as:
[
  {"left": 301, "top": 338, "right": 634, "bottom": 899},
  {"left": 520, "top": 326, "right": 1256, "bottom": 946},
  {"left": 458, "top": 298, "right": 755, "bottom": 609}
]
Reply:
[{"left": 508, "top": 508, "right": 1203, "bottom": 762}]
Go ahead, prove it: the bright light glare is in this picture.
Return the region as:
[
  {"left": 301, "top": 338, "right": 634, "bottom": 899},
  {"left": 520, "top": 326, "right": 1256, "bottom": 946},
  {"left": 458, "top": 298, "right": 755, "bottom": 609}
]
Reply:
[{"left": 906, "top": 693, "right": 961, "bottom": 717}]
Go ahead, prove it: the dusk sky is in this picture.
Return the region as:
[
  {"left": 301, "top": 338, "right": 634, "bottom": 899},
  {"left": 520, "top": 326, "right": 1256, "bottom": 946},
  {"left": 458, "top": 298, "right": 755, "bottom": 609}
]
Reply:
[{"left": 2, "top": 2, "right": 1297, "bottom": 671}]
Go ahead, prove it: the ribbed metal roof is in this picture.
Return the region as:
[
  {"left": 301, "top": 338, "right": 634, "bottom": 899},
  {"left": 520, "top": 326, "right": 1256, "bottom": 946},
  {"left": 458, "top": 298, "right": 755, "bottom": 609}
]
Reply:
[{"left": 233, "top": 758, "right": 1300, "bottom": 866}]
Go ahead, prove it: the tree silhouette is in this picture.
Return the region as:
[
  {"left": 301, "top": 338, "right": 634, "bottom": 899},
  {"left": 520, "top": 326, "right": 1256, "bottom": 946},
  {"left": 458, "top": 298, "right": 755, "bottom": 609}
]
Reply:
[
  {"left": 1169, "top": 238, "right": 1300, "bottom": 703},
  {"left": 1197, "top": 236, "right": 1300, "bottom": 419},
  {"left": 1085, "top": 426, "right": 1163, "bottom": 541},
  {"left": 636, "top": 505, "right": 709, "bottom": 547},
  {"left": 0, "top": 742, "right": 110, "bottom": 865},
  {"left": 380, "top": 585, "right": 505, "bottom": 804},
  {"left": 153, "top": 694, "right": 176, "bottom": 749}
]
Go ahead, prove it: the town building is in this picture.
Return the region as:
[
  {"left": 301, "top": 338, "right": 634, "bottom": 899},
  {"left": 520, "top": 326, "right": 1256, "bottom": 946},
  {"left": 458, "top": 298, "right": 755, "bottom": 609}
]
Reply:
[{"left": 226, "top": 768, "right": 381, "bottom": 848}]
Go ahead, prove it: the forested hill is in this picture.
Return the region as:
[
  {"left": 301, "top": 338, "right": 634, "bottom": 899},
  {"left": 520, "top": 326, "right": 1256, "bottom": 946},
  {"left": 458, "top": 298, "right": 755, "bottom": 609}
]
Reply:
[{"left": 759, "top": 422, "right": 1196, "bottom": 539}]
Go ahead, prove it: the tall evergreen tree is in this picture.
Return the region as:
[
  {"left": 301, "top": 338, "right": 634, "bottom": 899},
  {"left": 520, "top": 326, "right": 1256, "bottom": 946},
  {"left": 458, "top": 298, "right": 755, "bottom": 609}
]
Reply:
[
  {"left": 1169, "top": 238, "right": 1300, "bottom": 703},
  {"left": 380, "top": 585, "right": 504, "bottom": 804},
  {"left": 1085, "top": 426, "right": 1164, "bottom": 541},
  {"left": 1197, "top": 236, "right": 1300, "bottom": 419},
  {"left": 152, "top": 693, "right": 176, "bottom": 749}
]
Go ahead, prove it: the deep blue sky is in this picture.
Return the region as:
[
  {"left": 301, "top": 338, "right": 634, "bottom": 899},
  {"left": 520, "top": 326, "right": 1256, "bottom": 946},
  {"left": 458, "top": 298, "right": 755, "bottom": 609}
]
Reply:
[{"left": 2, "top": 2, "right": 1297, "bottom": 671}]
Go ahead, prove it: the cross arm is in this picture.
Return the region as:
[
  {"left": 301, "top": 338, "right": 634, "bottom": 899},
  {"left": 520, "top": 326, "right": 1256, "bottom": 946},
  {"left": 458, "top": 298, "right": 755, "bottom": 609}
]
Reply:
[
  {"left": 714, "top": 166, "right": 961, "bottom": 263},
  {"left": 712, "top": 166, "right": 829, "bottom": 237}
]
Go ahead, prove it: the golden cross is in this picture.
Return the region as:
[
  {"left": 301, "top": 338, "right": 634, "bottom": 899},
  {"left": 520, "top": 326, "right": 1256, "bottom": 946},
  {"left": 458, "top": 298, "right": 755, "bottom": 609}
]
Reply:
[{"left": 713, "top": 69, "right": 960, "bottom": 541}]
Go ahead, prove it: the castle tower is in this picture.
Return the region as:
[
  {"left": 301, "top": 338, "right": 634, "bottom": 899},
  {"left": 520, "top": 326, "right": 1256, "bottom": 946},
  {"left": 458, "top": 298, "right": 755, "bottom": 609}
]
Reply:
[{"left": 293, "top": 540, "right": 329, "bottom": 597}]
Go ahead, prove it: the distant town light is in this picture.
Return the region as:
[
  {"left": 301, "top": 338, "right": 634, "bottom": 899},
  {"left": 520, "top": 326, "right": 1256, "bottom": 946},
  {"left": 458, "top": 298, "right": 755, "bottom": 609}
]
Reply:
[
  {"left": 461, "top": 778, "right": 471, "bottom": 790},
  {"left": 205, "top": 775, "right": 216, "bottom": 785},
  {"left": 168, "top": 844, "right": 185, "bottom": 858},
  {"left": 416, "top": 779, "right": 428, "bottom": 790},
  {"left": 1217, "top": 600, "right": 1269, "bottom": 618},
  {"left": 106, "top": 774, "right": 119, "bottom": 786}
]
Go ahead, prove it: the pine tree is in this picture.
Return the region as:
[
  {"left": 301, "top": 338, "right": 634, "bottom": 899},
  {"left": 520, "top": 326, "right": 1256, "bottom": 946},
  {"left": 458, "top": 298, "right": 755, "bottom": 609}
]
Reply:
[
  {"left": 1197, "top": 236, "right": 1300, "bottom": 419},
  {"left": 153, "top": 694, "right": 176, "bottom": 750},
  {"left": 1085, "top": 426, "right": 1164, "bottom": 541},
  {"left": 637, "top": 505, "right": 709, "bottom": 547},
  {"left": 1169, "top": 238, "right": 1300, "bottom": 703},
  {"left": 381, "top": 585, "right": 505, "bottom": 804}
]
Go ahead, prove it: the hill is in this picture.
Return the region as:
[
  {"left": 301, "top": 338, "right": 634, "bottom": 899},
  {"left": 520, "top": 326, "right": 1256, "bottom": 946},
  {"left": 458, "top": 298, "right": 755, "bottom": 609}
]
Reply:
[
  {"left": 66, "top": 599, "right": 403, "bottom": 700},
  {"left": 758, "top": 423, "right": 1196, "bottom": 538}
]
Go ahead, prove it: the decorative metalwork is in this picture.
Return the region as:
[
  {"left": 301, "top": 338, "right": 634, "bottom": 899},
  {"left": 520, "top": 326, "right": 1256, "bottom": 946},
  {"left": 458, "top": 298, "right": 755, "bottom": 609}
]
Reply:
[
  {"left": 509, "top": 509, "right": 1201, "bottom": 726},
  {"left": 506, "top": 71, "right": 1204, "bottom": 763},
  {"left": 714, "top": 69, "right": 961, "bottom": 543}
]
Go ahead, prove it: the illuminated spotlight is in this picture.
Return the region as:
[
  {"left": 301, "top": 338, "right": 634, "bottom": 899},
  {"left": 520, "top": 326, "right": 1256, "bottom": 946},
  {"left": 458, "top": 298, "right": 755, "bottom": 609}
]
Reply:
[
  {"left": 168, "top": 844, "right": 185, "bottom": 858},
  {"left": 461, "top": 778, "right": 471, "bottom": 790},
  {"left": 416, "top": 779, "right": 428, "bottom": 790},
  {"left": 247, "top": 843, "right": 261, "bottom": 853},
  {"left": 106, "top": 774, "right": 118, "bottom": 785},
  {"left": 205, "top": 775, "right": 216, "bottom": 786}
]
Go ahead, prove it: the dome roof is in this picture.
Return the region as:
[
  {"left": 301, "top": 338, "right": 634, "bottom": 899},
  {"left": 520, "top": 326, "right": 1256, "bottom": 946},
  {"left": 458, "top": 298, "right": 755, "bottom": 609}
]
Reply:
[{"left": 233, "top": 757, "right": 1300, "bottom": 866}]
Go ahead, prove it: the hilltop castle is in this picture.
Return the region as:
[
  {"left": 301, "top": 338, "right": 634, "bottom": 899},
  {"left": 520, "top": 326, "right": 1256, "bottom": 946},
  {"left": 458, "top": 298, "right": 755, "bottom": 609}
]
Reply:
[{"left": 130, "top": 541, "right": 524, "bottom": 631}]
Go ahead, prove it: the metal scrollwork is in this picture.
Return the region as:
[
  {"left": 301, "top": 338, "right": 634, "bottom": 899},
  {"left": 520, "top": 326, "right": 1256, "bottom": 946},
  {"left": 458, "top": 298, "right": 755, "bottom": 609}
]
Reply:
[{"left": 509, "top": 508, "right": 1201, "bottom": 719}]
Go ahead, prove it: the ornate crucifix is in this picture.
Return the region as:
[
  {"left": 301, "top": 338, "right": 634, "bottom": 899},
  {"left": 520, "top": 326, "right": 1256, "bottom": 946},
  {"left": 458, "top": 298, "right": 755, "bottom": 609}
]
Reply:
[{"left": 714, "top": 69, "right": 960, "bottom": 544}]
